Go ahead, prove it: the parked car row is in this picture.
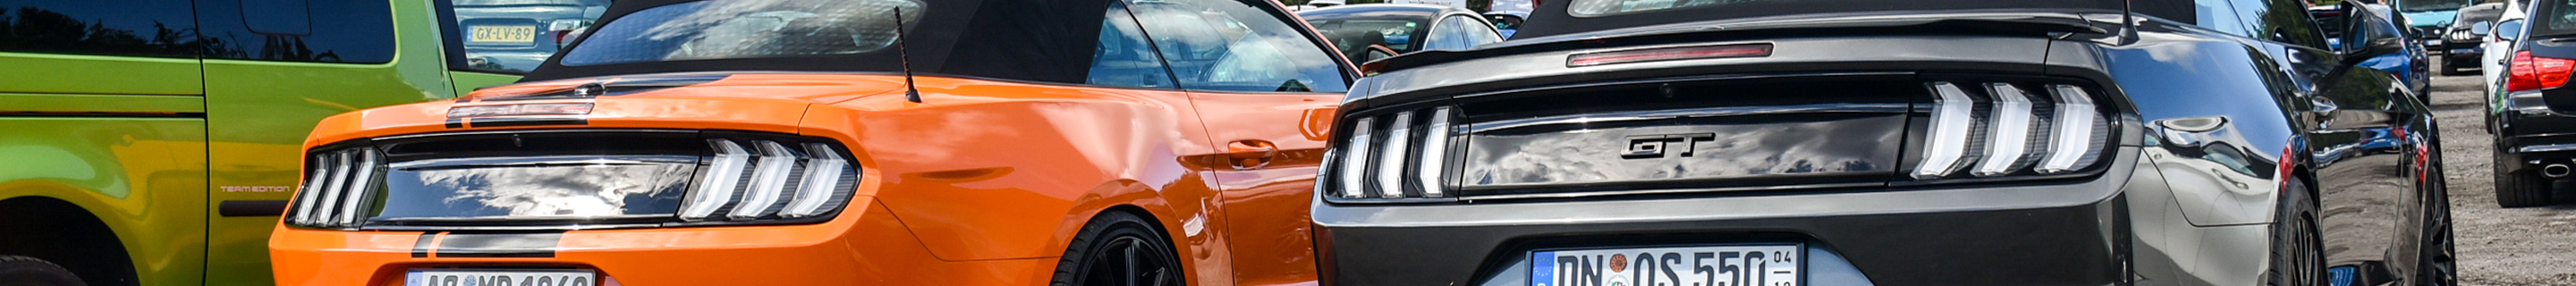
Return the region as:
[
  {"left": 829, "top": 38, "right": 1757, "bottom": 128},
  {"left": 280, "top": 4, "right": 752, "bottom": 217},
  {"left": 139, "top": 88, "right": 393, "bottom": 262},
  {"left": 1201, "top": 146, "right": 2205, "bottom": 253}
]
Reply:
[{"left": 0, "top": 0, "right": 2494, "bottom": 286}]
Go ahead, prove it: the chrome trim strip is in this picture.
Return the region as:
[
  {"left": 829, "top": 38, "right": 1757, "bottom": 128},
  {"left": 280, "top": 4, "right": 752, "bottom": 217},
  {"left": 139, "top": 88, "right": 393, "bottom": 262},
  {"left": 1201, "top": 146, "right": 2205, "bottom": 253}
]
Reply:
[{"left": 2515, "top": 143, "right": 2576, "bottom": 154}]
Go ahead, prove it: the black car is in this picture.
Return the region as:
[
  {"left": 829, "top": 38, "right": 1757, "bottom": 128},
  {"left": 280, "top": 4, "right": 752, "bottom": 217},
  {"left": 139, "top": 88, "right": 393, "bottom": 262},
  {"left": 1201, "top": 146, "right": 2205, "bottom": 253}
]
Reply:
[
  {"left": 2490, "top": 0, "right": 2576, "bottom": 207},
  {"left": 2440, "top": 3, "right": 2504, "bottom": 75},
  {"left": 1313, "top": 0, "right": 2453, "bottom": 285}
]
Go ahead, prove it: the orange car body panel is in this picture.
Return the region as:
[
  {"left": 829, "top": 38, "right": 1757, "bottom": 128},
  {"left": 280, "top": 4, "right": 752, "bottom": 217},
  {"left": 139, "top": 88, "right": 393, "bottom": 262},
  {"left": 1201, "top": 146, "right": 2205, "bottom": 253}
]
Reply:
[{"left": 272, "top": 73, "right": 1336, "bottom": 286}]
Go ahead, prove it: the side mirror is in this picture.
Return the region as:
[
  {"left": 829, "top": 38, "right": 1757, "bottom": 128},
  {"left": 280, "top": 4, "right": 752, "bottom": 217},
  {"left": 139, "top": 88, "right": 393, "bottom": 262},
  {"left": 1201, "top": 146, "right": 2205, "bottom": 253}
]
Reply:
[
  {"left": 2498, "top": 19, "right": 2528, "bottom": 42},
  {"left": 2472, "top": 21, "right": 2494, "bottom": 37},
  {"left": 1363, "top": 44, "right": 1398, "bottom": 63}
]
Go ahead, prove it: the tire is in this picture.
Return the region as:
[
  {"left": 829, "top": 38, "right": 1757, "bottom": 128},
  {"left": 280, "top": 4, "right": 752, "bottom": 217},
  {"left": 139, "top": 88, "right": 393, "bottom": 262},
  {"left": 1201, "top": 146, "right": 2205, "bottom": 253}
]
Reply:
[
  {"left": 2494, "top": 148, "right": 2554, "bottom": 207},
  {"left": 1048, "top": 211, "right": 1182, "bottom": 286},
  {"left": 2420, "top": 164, "right": 2458, "bottom": 286},
  {"left": 2267, "top": 181, "right": 2325, "bottom": 286},
  {"left": 0, "top": 256, "right": 84, "bottom": 286}
]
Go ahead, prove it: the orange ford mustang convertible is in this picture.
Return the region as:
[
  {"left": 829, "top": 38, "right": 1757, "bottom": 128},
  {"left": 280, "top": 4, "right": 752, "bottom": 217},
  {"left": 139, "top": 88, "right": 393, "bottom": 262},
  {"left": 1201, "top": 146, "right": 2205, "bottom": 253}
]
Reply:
[{"left": 267, "top": 0, "right": 1354, "bottom": 285}]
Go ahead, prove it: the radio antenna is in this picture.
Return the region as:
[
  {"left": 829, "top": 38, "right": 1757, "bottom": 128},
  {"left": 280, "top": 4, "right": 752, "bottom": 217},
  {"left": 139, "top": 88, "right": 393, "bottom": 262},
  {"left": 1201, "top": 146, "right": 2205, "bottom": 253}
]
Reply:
[{"left": 893, "top": 7, "right": 923, "bottom": 103}]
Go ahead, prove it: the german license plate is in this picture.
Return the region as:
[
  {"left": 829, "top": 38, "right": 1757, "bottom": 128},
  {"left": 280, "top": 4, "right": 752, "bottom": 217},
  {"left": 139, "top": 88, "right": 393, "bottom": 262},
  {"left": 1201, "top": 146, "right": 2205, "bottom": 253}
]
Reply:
[
  {"left": 1533, "top": 244, "right": 1800, "bottom": 286},
  {"left": 470, "top": 25, "right": 538, "bottom": 43},
  {"left": 406, "top": 268, "right": 595, "bottom": 286}
]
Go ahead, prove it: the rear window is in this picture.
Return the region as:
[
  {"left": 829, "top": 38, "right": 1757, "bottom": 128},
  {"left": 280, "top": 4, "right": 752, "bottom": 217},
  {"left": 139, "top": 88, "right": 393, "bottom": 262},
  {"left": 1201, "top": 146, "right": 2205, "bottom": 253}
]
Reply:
[
  {"left": 2538, "top": 0, "right": 2576, "bottom": 38},
  {"left": 558, "top": 0, "right": 923, "bottom": 66}
]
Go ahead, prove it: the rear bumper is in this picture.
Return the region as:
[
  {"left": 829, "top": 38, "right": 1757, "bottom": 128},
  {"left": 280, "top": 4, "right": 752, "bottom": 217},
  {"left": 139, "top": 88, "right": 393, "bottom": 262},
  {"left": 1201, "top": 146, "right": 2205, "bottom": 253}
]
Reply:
[
  {"left": 267, "top": 198, "right": 1051, "bottom": 286},
  {"left": 1313, "top": 148, "right": 2146, "bottom": 286}
]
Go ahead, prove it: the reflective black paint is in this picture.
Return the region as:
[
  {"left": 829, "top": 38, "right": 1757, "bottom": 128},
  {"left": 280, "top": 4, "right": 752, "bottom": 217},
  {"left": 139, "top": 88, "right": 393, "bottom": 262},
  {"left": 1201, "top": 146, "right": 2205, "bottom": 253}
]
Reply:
[{"left": 1320, "top": 6, "right": 2447, "bottom": 286}]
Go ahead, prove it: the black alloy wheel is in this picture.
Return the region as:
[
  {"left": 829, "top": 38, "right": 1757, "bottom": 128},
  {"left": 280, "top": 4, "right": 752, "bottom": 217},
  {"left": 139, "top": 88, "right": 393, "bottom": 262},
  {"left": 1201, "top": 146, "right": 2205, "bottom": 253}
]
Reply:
[
  {"left": 2268, "top": 181, "right": 2326, "bottom": 286},
  {"left": 0, "top": 255, "right": 84, "bottom": 286},
  {"left": 1050, "top": 211, "right": 1183, "bottom": 286},
  {"left": 2420, "top": 162, "right": 2459, "bottom": 286}
]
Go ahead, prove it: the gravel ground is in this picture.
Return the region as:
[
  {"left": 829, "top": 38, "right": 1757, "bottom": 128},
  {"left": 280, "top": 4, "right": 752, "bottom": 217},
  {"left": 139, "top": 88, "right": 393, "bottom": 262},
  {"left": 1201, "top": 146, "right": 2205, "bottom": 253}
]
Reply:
[{"left": 2420, "top": 72, "right": 2576, "bottom": 286}]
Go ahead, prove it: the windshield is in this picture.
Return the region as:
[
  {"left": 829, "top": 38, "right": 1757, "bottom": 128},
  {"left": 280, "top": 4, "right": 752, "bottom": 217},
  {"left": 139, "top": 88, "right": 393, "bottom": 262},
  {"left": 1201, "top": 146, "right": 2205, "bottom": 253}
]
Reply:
[
  {"left": 558, "top": 0, "right": 924, "bottom": 66},
  {"left": 1310, "top": 19, "right": 1429, "bottom": 54},
  {"left": 2399, "top": 0, "right": 2471, "bottom": 13}
]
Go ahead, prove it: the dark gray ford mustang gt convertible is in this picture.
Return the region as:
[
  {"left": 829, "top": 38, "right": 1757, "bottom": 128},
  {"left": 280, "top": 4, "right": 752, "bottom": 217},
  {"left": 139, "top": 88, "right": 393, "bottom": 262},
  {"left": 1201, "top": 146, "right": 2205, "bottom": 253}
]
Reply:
[{"left": 1312, "top": 0, "right": 2455, "bottom": 285}]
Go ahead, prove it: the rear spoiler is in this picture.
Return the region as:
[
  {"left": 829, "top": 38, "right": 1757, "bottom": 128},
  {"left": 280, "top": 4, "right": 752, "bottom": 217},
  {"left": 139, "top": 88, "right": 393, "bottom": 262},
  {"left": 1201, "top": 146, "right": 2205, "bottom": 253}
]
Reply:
[{"left": 1365, "top": 12, "right": 2115, "bottom": 74}]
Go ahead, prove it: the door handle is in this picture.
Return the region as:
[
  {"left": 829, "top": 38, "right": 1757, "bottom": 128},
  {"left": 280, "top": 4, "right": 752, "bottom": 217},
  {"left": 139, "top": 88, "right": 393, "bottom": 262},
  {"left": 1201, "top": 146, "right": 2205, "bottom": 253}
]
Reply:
[{"left": 1224, "top": 139, "right": 1279, "bottom": 170}]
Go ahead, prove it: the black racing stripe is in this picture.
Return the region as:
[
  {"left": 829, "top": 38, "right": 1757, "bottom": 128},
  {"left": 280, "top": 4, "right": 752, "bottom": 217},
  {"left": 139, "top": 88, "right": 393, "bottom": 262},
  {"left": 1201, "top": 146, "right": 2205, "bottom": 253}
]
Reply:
[
  {"left": 216, "top": 200, "right": 291, "bottom": 216},
  {"left": 413, "top": 232, "right": 437, "bottom": 257},
  {"left": 467, "top": 117, "right": 589, "bottom": 128},
  {"left": 436, "top": 232, "right": 565, "bottom": 257},
  {"left": 445, "top": 118, "right": 466, "bottom": 129}
]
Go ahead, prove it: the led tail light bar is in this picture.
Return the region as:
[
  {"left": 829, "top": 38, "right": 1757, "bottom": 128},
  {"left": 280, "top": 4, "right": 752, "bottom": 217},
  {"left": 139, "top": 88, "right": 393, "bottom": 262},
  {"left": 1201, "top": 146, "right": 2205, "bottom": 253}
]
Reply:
[
  {"left": 1913, "top": 81, "right": 2111, "bottom": 179},
  {"left": 1326, "top": 105, "right": 1458, "bottom": 200}
]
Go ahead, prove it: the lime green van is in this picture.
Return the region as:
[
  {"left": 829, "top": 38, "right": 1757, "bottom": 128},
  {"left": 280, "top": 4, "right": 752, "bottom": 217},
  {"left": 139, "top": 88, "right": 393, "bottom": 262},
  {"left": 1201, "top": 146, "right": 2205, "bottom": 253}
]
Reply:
[{"left": 0, "top": 0, "right": 602, "bottom": 285}]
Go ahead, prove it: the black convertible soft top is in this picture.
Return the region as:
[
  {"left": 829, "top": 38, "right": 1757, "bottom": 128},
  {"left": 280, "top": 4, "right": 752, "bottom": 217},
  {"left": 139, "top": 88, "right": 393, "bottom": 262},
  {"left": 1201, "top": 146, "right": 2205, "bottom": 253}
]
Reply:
[
  {"left": 522, "top": 0, "right": 1116, "bottom": 83},
  {"left": 1513, "top": 0, "right": 2133, "bottom": 39}
]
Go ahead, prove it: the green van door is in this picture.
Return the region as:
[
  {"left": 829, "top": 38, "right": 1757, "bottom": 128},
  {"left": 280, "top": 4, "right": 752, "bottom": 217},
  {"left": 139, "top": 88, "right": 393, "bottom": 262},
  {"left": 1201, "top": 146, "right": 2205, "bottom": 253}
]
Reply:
[{"left": 0, "top": 0, "right": 599, "bottom": 285}]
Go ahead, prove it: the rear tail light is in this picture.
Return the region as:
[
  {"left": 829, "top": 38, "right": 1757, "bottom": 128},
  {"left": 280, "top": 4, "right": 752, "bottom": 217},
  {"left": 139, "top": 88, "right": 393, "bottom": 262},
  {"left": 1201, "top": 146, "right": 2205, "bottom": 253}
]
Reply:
[
  {"left": 1326, "top": 105, "right": 1458, "bottom": 201},
  {"left": 549, "top": 19, "right": 593, "bottom": 44},
  {"left": 680, "top": 139, "right": 862, "bottom": 222},
  {"left": 1911, "top": 81, "right": 2110, "bottom": 180},
  {"left": 285, "top": 132, "right": 862, "bottom": 230},
  {"left": 288, "top": 147, "right": 381, "bottom": 228},
  {"left": 2508, "top": 51, "right": 2576, "bottom": 92}
]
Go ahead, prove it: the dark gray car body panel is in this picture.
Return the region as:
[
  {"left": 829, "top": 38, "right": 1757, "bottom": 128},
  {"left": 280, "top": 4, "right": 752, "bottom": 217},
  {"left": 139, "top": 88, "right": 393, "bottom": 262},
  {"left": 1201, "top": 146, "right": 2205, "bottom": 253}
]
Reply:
[{"left": 1318, "top": 8, "right": 2446, "bottom": 286}]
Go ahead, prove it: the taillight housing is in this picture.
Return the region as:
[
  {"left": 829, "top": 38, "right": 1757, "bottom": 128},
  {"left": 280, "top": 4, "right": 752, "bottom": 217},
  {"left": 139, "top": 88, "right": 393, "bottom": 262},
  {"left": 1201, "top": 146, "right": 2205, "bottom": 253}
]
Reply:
[
  {"left": 1321, "top": 105, "right": 1460, "bottom": 202},
  {"left": 2508, "top": 51, "right": 2576, "bottom": 92},
  {"left": 283, "top": 130, "right": 862, "bottom": 230},
  {"left": 1908, "top": 81, "right": 2114, "bottom": 180}
]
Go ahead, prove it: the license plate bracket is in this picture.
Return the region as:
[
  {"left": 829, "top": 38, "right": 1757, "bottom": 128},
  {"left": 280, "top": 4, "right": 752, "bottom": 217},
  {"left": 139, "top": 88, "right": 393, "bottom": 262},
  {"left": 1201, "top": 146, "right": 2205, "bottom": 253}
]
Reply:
[{"left": 1531, "top": 244, "right": 1801, "bottom": 286}]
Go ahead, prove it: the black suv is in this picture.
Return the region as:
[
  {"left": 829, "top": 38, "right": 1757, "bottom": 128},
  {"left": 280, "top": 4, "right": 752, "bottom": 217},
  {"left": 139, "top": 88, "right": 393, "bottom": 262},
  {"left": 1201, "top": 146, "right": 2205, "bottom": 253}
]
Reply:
[
  {"left": 2491, "top": 0, "right": 2576, "bottom": 207},
  {"left": 1313, "top": 0, "right": 2455, "bottom": 285}
]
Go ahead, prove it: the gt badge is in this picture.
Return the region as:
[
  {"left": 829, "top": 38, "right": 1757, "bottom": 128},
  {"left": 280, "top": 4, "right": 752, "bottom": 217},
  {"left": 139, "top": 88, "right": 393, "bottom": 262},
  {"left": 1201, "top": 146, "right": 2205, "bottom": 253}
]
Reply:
[{"left": 1622, "top": 133, "right": 1716, "bottom": 159}]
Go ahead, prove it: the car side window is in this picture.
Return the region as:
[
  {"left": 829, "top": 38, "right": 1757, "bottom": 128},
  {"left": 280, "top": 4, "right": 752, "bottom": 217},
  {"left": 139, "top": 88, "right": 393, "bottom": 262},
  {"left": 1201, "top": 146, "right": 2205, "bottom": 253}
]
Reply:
[
  {"left": 439, "top": 0, "right": 612, "bottom": 73},
  {"left": 1089, "top": 1, "right": 1177, "bottom": 88},
  {"left": 1128, "top": 0, "right": 1349, "bottom": 93},
  {"left": 1421, "top": 15, "right": 1493, "bottom": 51},
  {"left": 2192, "top": 0, "right": 2256, "bottom": 38},
  {"left": 0, "top": 0, "right": 200, "bottom": 58},
  {"left": 2232, "top": 0, "right": 2327, "bottom": 47},
  {"left": 194, "top": 0, "right": 395, "bottom": 63}
]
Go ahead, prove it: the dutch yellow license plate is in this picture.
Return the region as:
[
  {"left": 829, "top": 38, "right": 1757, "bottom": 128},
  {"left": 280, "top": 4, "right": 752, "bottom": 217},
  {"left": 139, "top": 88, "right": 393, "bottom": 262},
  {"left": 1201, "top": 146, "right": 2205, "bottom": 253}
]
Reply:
[{"left": 470, "top": 25, "right": 538, "bottom": 43}]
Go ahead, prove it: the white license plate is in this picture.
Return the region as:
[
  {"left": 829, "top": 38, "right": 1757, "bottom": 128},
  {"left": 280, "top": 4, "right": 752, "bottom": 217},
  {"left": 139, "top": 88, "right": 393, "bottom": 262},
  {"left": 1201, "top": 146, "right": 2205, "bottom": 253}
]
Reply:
[
  {"left": 1533, "top": 244, "right": 1800, "bottom": 286},
  {"left": 406, "top": 269, "right": 596, "bottom": 286},
  {"left": 470, "top": 25, "right": 538, "bottom": 43}
]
